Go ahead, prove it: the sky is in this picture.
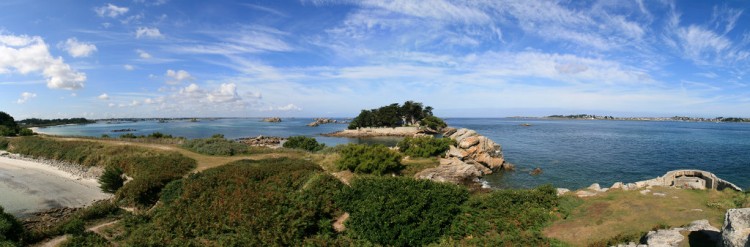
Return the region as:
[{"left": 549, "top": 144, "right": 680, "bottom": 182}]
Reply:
[{"left": 2, "top": 0, "right": 750, "bottom": 119}]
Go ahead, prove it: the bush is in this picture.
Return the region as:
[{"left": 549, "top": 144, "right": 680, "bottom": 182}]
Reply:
[
  {"left": 397, "top": 136, "right": 455, "bottom": 158},
  {"left": 446, "top": 185, "right": 559, "bottom": 245},
  {"left": 99, "top": 166, "right": 124, "bottom": 193},
  {"left": 0, "top": 126, "right": 14, "bottom": 137},
  {"left": 0, "top": 138, "right": 8, "bottom": 150},
  {"left": 60, "top": 219, "right": 85, "bottom": 235},
  {"left": 147, "top": 132, "right": 172, "bottom": 139},
  {"left": 421, "top": 115, "right": 447, "bottom": 130},
  {"left": 283, "top": 136, "right": 325, "bottom": 152},
  {"left": 0, "top": 206, "right": 23, "bottom": 245},
  {"left": 61, "top": 232, "right": 110, "bottom": 247},
  {"left": 338, "top": 176, "right": 468, "bottom": 247},
  {"left": 336, "top": 144, "right": 404, "bottom": 175},
  {"left": 123, "top": 158, "right": 345, "bottom": 246},
  {"left": 18, "top": 128, "right": 33, "bottom": 136},
  {"left": 181, "top": 137, "right": 248, "bottom": 156},
  {"left": 119, "top": 133, "right": 136, "bottom": 138}
]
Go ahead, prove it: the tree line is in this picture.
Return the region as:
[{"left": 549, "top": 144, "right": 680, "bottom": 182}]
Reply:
[{"left": 347, "top": 101, "right": 445, "bottom": 129}]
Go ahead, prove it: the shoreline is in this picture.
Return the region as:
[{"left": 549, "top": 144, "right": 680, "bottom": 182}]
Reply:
[
  {"left": 322, "top": 126, "right": 427, "bottom": 138},
  {"left": 0, "top": 151, "right": 110, "bottom": 217}
]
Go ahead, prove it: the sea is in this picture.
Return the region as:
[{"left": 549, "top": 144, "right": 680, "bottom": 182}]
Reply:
[{"left": 36, "top": 118, "right": 750, "bottom": 190}]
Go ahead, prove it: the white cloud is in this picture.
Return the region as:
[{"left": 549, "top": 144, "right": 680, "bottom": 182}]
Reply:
[
  {"left": 124, "top": 64, "right": 135, "bottom": 70},
  {"left": 170, "top": 26, "right": 292, "bottom": 55},
  {"left": 165, "top": 69, "right": 194, "bottom": 84},
  {"left": 59, "top": 38, "right": 97, "bottom": 58},
  {"left": 17, "top": 92, "right": 36, "bottom": 104},
  {"left": 94, "top": 3, "right": 129, "bottom": 18},
  {"left": 136, "top": 49, "right": 151, "bottom": 59},
  {"left": 207, "top": 83, "right": 242, "bottom": 103},
  {"left": 0, "top": 33, "right": 86, "bottom": 90},
  {"left": 135, "top": 27, "right": 164, "bottom": 39},
  {"left": 276, "top": 103, "right": 302, "bottom": 111},
  {"left": 98, "top": 93, "right": 109, "bottom": 100}
]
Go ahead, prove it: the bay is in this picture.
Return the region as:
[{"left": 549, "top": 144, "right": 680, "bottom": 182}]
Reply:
[{"left": 36, "top": 118, "right": 750, "bottom": 190}]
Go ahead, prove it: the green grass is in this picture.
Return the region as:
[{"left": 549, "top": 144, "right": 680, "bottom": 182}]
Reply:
[
  {"left": 181, "top": 137, "right": 249, "bottom": 156},
  {"left": 544, "top": 187, "right": 744, "bottom": 246}
]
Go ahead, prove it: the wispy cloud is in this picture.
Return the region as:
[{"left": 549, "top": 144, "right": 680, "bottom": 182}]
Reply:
[
  {"left": 135, "top": 27, "right": 164, "bottom": 39},
  {"left": 94, "top": 3, "right": 129, "bottom": 18},
  {"left": 17, "top": 92, "right": 36, "bottom": 104}
]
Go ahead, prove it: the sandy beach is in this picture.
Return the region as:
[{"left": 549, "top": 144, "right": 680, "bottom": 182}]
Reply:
[{"left": 0, "top": 151, "right": 110, "bottom": 217}]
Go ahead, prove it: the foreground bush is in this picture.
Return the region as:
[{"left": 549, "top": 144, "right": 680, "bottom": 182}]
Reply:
[
  {"left": 336, "top": 144, "right": 404, "bottom": 175},
  {"left": 99, "top": 166, "right": 124, "bottom": 193},
  {"left": 283, "top": 136, "right": 325, "bottom": 152},
  {"left": 123, "top": 158, "right": 345, "bottom": 246},
  {"left": 446, "top": 185, "right": 559, "bottom": 245},
  {"left": 338, "top": 176, "right": 468, "bottom": 247},
  {"left": 420, "top": 115, "right": 447, "bottom": 130},
  {"left": 0, "top": 206, "right": 23, "bottom": 246},
  {"left": 0, "top": 138, "right": 8, "bottom": 150},
  {"left": 397, "top": 136, "right": 455, "bottom": 158},
  {"left": 181, "top": 137, "right": 248, "bottom": 156}
]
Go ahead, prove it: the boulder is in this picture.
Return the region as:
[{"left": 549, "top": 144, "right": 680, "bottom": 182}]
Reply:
[
  {"left": 644, "top": 229, "right": 684, "bottom": 247},
  {"left": 458, "top": 136, "right": 480, "bottom": 149},
  {"left": 446, "top": 146, "right": 468, "bottom": 159},
  {"left": 556, "top": 188, "right": 570, "bottom": 196},
  {"left": 611, "top": 182, "right": 624, "bottom": 190},
  {"left": 442, "top": 127, "right": 457, "bottom": 136},
  {"left": 721, "top": 208, "right": 750, "bottom": 247},
  {"left": 415, "top": 158, "right": 485, "bottom": 184},
  {"left": 530, "top": 168, "right": 543, "bottom": 175},
  {"left": 588, "top": 183, "right": 601, "bottom": 191}
]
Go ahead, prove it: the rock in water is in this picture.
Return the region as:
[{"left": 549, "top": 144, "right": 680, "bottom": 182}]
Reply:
[
  {"left": 721, "top": 208, "right": 750, "bottom": 247},
  {"left": 262, "top": 117, "right": 282, "bottom": 122},
  {"left": 530, "top": 167, "right": 542, "bottom": 175}
]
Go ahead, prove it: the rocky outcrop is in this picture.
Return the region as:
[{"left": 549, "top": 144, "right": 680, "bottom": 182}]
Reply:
[
  {"left": 307, "top": 118, "right": 338, "bottom": 127},
  {"left": 721, "top": 208, "right": 750, "bottom": 247},
  {"left": 262, "top": 117, "right": 282, "bottom": 122},
  {"left": 445, "top": 128, "right": 511, "bottom": 170},
  {"left": 609, "top": 170, "right": 742, "bottom": 192},
  {"left": 614, "top": 219, "right": 722, "bottom": 247},
  {"left": 323, "top": 127, "right": 424, "bottom": 137},
  {"left": 416, "top": 128, "right": 513, "bottom": 185},
  {"left": 237, "top": 135, "right": 285, "bottom": 147}
]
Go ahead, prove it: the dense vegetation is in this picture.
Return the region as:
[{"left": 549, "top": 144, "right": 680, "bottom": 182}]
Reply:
[
  {"left": 7, "top": 137, "right": 195, "bottom": 207},
  {"left": 117, "top": 132, "right": 175, "bottom": 139},
  {"left": 17, "top": 118, "right": 95, "bottom": 127},
  {"left": 339, "top": 176, "right": 468, "bottom": 246},
  {"left": 443, "top": 185, "right": 560, "bottom": 245},
  {"left": 283, "top": 136, "right": 325, "bottom": 152},
  {"left": 347, "top": 101, "right": 444, "bottom": 130},
  {"left": 181, "top": 136, "right": 248, "bottom": 156},
  {"left": 121, "top": 158, "right": 345, "bottom": 246},
  {"left": 397, "top": 136, "right": 455, "bottom": 158},
  {"left": 336, "top": 144, "right": 404, "bottom": 175},
  {"left": 0, "top": 111, "right": 33, "bottom": 137},
  {"left": 99, "top": 166, "right": 125, "bottom": 193},
  {"left": 0, "top": 206, "right": 23, "bottom": 246}
]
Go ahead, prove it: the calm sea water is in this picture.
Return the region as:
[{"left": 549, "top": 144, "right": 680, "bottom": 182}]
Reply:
[{"left": 37, "top": 118, "right": 750, "bottom": 190}]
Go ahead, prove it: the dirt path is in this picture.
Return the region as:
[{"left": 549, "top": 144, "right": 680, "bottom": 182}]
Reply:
[{"left": 34, "top": 235, "right": 67, "bottom": 247}]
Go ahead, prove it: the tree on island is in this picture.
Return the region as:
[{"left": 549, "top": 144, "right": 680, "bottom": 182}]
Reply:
[{"left": 347, "top": 101, "right": 444, "bottom": 130}]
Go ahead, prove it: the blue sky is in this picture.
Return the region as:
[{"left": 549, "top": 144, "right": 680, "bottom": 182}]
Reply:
[{"left": 1, "top": 0, "right": 750, "bottom": 119}]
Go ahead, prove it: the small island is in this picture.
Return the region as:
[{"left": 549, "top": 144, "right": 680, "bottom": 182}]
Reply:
[
  {"left": 324, "top": 101, "right": 447, "bottom": 137},
  {"left": 262, "top": 117, "right": 282, "bottom": 123}
]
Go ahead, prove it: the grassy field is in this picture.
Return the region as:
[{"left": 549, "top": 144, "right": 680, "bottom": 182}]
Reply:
[{"left": 545, "top": 187, "right": 748, "bottom": 246}]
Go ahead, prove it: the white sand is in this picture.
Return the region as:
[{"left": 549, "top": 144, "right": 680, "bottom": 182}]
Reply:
[{"left": 0, "top": 152, "right": 111, "bottom": 217}]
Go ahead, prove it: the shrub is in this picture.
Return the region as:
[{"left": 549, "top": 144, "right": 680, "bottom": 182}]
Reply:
[
  {"left": 397, "top": 136, "right": 455, "bottom": 158},
  {"left": 283, "top": 136, "right": 325, "bottom": 152},
  {"left": 119, "top": 133, "right": 136, "bottom": 138},
  {"left": 0, "top": 126, "right": 14, "bottom": 137},
  {"left": 123, "top": 158, "right": 345, "bottom": 246},
  {"left": 181, "top": 137, "right": 248, "bottom": 156},
  {"left": 99, "top": 166, "right": 124, "bottom": 193},
  {"left": 0, "top": 138, "right": 8, "bottom": 150},
  {"left": 0, "top": 206, "right": 23, "bottom": 244},
  {"left": 338, "top": 176, "right": 468, "bottom": 247},
  {"left": 61, "top": 232, "right": 110, "bottom": 247},
  {"left": 336, "top": 144, "right": 404, "bottom": 175},
  {"left": 18, "top": 128, "right": 33, "bottom": 136},
  {"left": 60, "top": 219, "right": 85, "bottom": 235},
  {"left": 421, "top": 115, "right": 447, "bottom": 130},
  {"left": 446, "top": 185, "right": 559, "bottom": 245},
  {"left": 147, "top": 132, "right": 172, "bottom": 139}
]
